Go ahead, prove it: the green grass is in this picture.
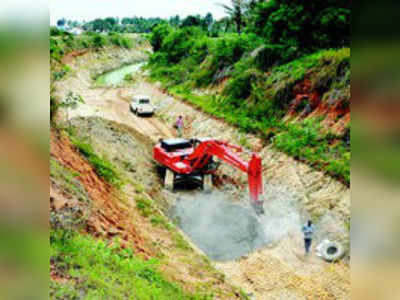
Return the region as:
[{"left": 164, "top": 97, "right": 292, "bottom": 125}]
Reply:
[
  {"left": 50, "top": 158, "right": 90, "bottom": 203},
  {"left": 50, "top": 229, "right": 211, "bottom": 299},
  {"left": 70, "top": 135, "right": 123, "bottom": 188},
  {"left": 135, "top": 195, "right": 154, "bottom": 217},
  {"left": 272, "top": 119, "right": 350, "bottom": 182},
  {"left": 151, "top": 215, "right": 172, "bottom": 230},
  {"left": 172, "top": 232, "right": 192, "bottom": 251}
]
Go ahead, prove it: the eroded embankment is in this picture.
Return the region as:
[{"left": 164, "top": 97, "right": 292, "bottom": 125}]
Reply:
[
  {"left": 66, "top": 114, "right": 349, "bottom": 299},
  {"left": 67, "top": 116, "right": 275, "bottom": 262},
  {"left": 51, "top": 120, "right": 247, "bottom": 299}
]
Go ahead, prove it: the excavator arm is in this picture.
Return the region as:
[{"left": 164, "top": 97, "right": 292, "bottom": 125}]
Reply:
[{"left": 187, "top": 139, "right": 264, "bottom": 214}]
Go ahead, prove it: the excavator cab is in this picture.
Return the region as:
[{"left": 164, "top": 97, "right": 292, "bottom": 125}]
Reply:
[{"left": 160, "top": 138, "right": 192, "bottom": 152}]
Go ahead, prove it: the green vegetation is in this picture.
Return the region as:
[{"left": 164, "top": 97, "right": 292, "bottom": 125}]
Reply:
[
  {"left": 70, "top": 135, "right": 123, "bottom": 188},
  {"left": 50, "top": 230, "right": 210, "bottom": 299},
  {"left": 50, "top": 158, "right": 90, "bottom": 203},
  {"left": 135, "top": 195, "right": 154, "bottom": 217},
  {"left": 151, "top": 215, "right": 172, "bottom": 230},
  {"left": 50, "top": 28, "right": 134, "bottom": 62},
  {"left": 52, "top": 64, "right": 72, "bottom": 81},
  {"left": 58, "top": 13, "right": 226, "bottom": 36},
  {"left": 60, "top": 91, "right": 85, "bottom": 127},
  {"left": 146, "top": 0, "right": 350, "bottom": 183},
  {"left": 135, "top": 196, "right": 173, "bottom": 231}
]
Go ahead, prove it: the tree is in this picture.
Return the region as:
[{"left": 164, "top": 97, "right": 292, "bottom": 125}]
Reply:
[
  {"left": 104, "top": 17, "right": 118, "bottom": 31},
  {"left": 247, "top": 0, "right": 350, "bottom": 50},
  {"left": 169, "top": 15, "right": 181, "bottom": 27},
  {"left": 218, "top": 17, "right": 233, "bottom": 33},
  {"left": 181, "top": 15, "right": 202, "bottom": 27},
  {"left": 57, "top": 18, "right": 66, "bottom": 27},
  {"left": 92, "top": 18, "right": 106, "bottom": 32},
  {"left": 204, "top": 13, "right": 214, "bottom": 32},
  {"left": 60, "top": 92, "right": 84, "bottom": 127},
  {"left": 150, "top": 23, "right": 172, "bottom": 51},
  {"left": 219, "top": 0, "right": 248, "bottom": 34}
]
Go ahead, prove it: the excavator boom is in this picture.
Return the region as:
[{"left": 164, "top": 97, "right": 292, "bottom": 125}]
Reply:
[{"left": 187, "top": 139, "right": 264, "bottom": 213}]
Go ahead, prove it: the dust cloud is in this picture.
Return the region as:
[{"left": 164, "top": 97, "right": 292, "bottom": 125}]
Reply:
[{"left": 171, "top": 184, "right": 301, "bottom": 261}]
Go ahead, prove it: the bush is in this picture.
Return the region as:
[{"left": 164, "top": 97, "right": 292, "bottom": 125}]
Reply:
[
  {"left": 223, "top": 68, "right": 263, "bottom": 100},
  {"left": 254, "top": 44, "right": 296, "bottom": 70},
  {"left": 135, "top": 195, "right": 153, "bottom": 217},
  {"left": 211, "top": 33, "right": 260, "bottom": 69},
  {"left": 189, "top": 36, "right": 211, "bottom": 64},
  {"left": 124, "top": 73, "right": 133, "bottom": 81},
  {"left": 150, "top": 23, "right": 172, "bottom": 51},
  {"left": 120, "top": 36, "right": 133, "bottom": 48},
  {"left": 91, "top": 34, "right": 108, "bottom": 48},
  {"left": 161, "top": 27, "right": 204, "bottom": 64},
  {"left": 248, "top": 0, "right": 350, "bottom": 52},
  {"left": 110, "top": 33, "right": 133, "bottom": 48}
]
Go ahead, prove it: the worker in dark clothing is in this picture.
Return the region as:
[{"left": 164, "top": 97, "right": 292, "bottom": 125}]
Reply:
[{"left": 302, "top": 220, "right": 314, "bottom": 255}]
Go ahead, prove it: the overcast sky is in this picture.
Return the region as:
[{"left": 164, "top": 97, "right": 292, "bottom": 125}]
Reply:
[{"left": 50, "top": 0, "right": 231, "bottom": 25}]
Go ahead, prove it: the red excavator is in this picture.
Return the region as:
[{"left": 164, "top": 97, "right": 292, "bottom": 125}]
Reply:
[{"left": 153, "top": 138, "right": 264, "bottom": 214}]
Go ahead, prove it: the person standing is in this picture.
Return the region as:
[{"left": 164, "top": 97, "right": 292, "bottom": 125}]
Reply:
[
  {"left": 175, "top": 115, "right": 183, "bottom": 137},
  {"left": 302, "top": 220, "right": 314, "bottom": 255}
]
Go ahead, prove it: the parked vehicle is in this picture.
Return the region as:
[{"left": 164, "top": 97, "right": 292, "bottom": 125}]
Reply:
[{"left": 130, "top": 95, "right": 155, "bottom": 116}]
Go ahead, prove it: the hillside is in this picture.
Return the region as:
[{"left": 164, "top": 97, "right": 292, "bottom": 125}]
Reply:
[
  {"left": 148, "top": 35, "right": 350, "bottom": 184},
  {"left": 50, "top": 34, "right": 248, "bottom": 299},
  {"left": 50, "top": 1, "right": 350, "bottom": 298}
]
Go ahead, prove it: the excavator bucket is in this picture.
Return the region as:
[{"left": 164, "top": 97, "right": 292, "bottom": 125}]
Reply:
[{"left": 248, "top": 154, "right": 264, "bottom": 214}]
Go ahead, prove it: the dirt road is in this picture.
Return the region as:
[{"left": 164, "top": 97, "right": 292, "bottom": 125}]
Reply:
[
  {"left": 57, "top": 74, "right": 174, "bottom": 142},
  {"left": 55, "top": 47, "right": 350, "bottom": 299}
]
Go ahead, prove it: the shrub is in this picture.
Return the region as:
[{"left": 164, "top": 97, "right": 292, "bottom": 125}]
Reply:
[
  {"left": 91, "top": 34, "right": 107, "bottom": 48},
  {"left": 161, "top": 27, "right": 204, "bottom": 63},
  {"left": 120, "top": 36, "right": 133, "bottom": 48},
  {"left": 150, "top": 23, "right": 172, "bottom": 51},
  {"left": 254, "top": 44, "right": 296, "bottom": 70},
  {"left": 211, "top": 33, "right": 259, "bottom": 68},
  {"left": 110, "top": 33, "right": 133, "bottom": 48},
  {"left": 124, "top": 73, "right": 133, "bottom": 81},
  {"left": 135, "top": 195, "right": 153, "bottom": 217},
  {"left": 189, "top": 36, "right": 211, "bottom": 64},
  {"left": 223, "top": 68, "right": 263, "bottom": 100}
]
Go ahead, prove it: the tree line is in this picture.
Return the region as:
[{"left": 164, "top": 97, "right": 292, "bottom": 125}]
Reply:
[{"left": 57, "top": 13, "right": 236, "bottom": 35}]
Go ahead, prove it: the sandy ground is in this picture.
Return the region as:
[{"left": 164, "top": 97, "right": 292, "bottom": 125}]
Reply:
[{"left": 54, "top": 47, "right": 350, "bottom": 299}]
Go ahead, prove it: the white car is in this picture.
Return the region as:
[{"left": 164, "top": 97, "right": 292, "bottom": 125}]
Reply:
[{"left": 130, "top": 95, "right": 155, "bottom": 116}]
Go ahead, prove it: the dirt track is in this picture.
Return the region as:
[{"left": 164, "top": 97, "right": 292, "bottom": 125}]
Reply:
[{"left": 54, "top": 47, "right": 350, "bottom": 299}]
